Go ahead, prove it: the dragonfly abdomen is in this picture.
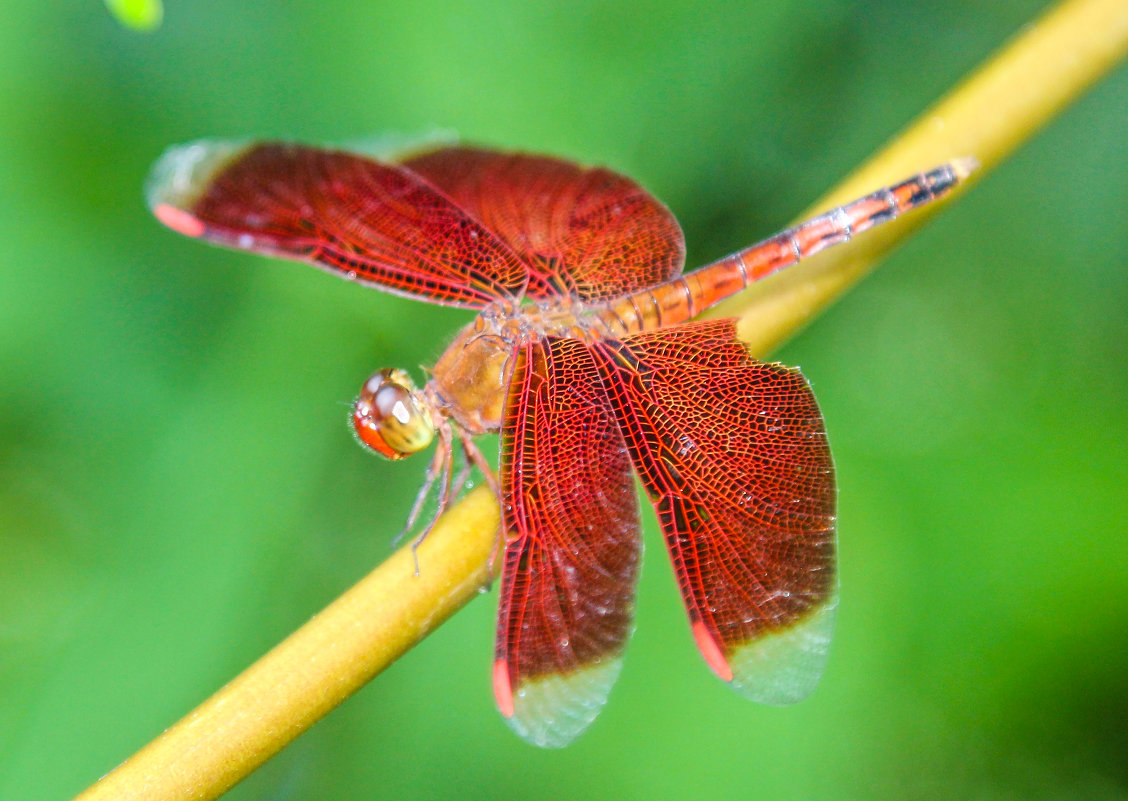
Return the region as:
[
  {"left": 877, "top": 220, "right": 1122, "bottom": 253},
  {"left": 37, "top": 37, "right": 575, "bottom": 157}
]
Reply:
[{"left": 599, "top": 159, "right": 975, "bottom": 335}]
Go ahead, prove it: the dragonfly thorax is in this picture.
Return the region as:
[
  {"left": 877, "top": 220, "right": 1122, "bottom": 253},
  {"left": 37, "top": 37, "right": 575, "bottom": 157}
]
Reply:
[{"left": 352, "top": 368, "right": 436, "bottom": 460}]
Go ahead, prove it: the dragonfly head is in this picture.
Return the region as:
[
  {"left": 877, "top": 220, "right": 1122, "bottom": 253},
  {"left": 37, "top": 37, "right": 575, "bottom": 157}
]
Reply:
[{"left": 352, "top": 368, "right": 435, "bottom": 460}]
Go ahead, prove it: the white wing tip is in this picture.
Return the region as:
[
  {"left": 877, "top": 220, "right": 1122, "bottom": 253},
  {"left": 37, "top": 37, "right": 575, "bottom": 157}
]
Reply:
[
  {"left": 727, "top": 595, "right": 837, "bottom": 705},
  {"left": 145, "top": 139, "right": 249, "bottom": 215},
  {"left": 498, "top": 657, "right": 624, "bottom": 748}
]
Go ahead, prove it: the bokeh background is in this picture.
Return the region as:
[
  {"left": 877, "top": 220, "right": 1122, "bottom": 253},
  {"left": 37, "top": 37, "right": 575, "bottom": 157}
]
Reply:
[{"left": 2, "top": 1, "right": 1126, "bottom": 799}]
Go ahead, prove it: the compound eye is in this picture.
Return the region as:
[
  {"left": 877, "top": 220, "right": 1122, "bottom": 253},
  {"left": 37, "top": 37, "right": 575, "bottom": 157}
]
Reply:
[{"left": 352, "top": 368, "right": 435, "bottom": 460}]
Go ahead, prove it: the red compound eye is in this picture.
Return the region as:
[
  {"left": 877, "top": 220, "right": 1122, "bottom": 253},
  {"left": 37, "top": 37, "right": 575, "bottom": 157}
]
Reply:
[{"left": 352, "top": 368, "right": 435, "bottom": 460}]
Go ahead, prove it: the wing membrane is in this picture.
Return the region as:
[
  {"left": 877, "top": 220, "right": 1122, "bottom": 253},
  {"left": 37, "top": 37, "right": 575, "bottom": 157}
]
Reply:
[
  {"left": 403, "top": 147, "right": 685, "bottom": 300},
  {"left": 495, "top": 337, "right": 640, "bottom": 747},
  {"left": 592, "top": 319, "right": 837, "bottom": 704},
  {"left": 147, "top": 141, "right": 529, "bottom": 307}
]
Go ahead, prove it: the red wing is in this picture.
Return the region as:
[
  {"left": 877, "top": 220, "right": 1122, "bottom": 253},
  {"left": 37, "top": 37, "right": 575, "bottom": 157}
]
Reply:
[
  {"left": 147, "top": 141, "right": 530, "bottom": 308},
  {"left": 592, "top": 319, "right": 836, "bottom": 704},
  {"left": 403, "top": 147, "right": 685, "bottom": 301},
  {"left": 495, "top": 336, "right": 640, "bottom": 748}
]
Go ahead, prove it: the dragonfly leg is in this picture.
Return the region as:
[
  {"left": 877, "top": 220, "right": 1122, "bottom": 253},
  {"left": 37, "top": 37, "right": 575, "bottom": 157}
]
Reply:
[
  {"left": 397, "top": 420, "right": 455, "bottom": 575},
  {"left": 456, "top": 429, "right": 504, "bottom": 581},
  {"left": 459, "top": 432, "right": 499, "bottom": 499},
  {"left": 409, "top": 444, "right": 453, "bottom": 576},
  {"left": 396, "top": 433, "right": 447, "bottom": 544}
]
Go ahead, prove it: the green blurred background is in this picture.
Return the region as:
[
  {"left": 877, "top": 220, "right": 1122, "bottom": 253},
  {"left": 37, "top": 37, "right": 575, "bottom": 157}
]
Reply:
[{"left": 2, "top": 1, "right": 1126, "bottom": 799}]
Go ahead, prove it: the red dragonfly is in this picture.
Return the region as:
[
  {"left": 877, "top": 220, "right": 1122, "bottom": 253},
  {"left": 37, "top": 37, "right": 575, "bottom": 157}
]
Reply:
[{"left": 147, "top": 142, "right": 969, "bottom": 747}]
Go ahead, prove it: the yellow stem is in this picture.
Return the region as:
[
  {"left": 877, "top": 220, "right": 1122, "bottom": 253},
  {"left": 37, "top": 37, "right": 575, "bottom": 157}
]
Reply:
[
  {"left": 721, "top": 0, "right": 1128, "bottom": 354},
  {"left": 75, "top": 1, "right": 1127, "bottom": 798},
  {"left": 76, "top": 488, "right": 499, "bottom": 801}
]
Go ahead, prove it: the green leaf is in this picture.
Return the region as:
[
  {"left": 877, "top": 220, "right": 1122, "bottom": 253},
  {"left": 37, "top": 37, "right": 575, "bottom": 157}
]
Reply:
[{"left": 104, "top": 0, "right": 162, "bottom": 31}]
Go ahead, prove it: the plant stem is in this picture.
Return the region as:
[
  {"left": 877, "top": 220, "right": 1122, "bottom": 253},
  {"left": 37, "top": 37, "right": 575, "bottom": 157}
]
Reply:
[
  {"left": 75, "top": 489, "right": 499, "bottom": 801},
  {"left": 74, "top": 1, "right": 1127, "bottom": 798},
  {"left": 719, "top": 0, "right": 1128, "bottom": 355}
]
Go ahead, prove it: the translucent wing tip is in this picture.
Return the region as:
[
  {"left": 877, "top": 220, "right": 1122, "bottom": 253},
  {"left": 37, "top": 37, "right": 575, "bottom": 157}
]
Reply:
[
  {"left": 145, "top": 139, "right": 249, "bottom": 222},
  {"left": 495, "top": 657, "right": 624, "bottom": 749},
  {"left": 725, "top": 595, "right": 837, "bottom": 706}
]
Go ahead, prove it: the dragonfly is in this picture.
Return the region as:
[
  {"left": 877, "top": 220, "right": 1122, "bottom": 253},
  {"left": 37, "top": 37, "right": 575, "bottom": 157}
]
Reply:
[{"left": 148, "top": 141, "right": 970, "bottom": 747}]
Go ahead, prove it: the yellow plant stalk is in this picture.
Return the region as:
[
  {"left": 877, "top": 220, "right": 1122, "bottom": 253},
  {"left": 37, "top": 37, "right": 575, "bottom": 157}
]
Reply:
[
  {"left": 75, "top": 0, "right": 1127, "bottom": 798},
  {"left": 724, "top": 0, "right": 1128, "bottom": 354}
]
